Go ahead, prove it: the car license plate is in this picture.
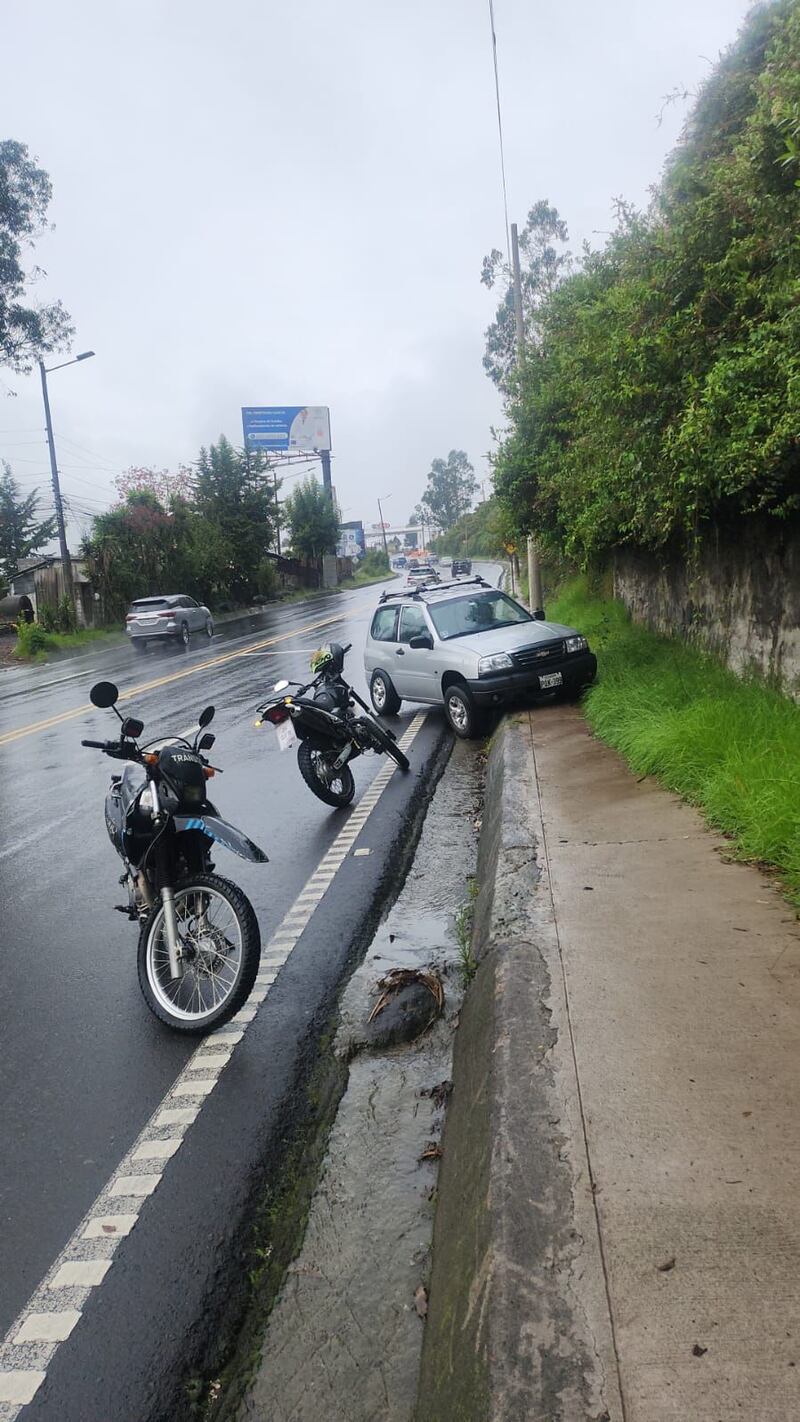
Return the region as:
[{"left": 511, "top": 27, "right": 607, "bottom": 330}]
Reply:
[
  {"left": 539, "top": 671, "right": 563, "bottom": 690},
  {"left": 275, "top": 718, "right": 298, "bottom": 752}
]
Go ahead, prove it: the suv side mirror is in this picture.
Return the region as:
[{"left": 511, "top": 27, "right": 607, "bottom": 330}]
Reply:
[{"left": 409, "top": 633, "right": 433, "bottom": 651}]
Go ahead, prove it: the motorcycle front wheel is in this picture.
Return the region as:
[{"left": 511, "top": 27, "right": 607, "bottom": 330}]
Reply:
[
  {"left": 365, "top": 719, "right": 410, "bottom": 772},
  {"left": 137, "top": 873, "right": 261, "bottom": 1033},
  {"left": 297, "top": 739, "right": 356, "bottom": 807}
]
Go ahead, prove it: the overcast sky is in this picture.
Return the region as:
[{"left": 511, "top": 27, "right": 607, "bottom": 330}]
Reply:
[{"left": 3, "top": 0, "right": 751, "bottom": 543}]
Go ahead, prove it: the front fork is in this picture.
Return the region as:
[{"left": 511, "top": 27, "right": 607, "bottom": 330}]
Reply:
[
  {"left": 160, "top": 887, "right": 183, "bottom": 981},
  {"left": 151, "top": 776, "right": 183, "bottom": 981}
]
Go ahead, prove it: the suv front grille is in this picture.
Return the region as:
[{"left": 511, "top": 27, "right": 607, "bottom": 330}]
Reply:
[{"left": 511, "top": 640, "right": 565, "bottom": 669}]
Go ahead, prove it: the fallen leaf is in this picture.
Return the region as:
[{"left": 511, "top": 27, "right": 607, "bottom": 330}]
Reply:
[
  {"left": 656, "top": 1257, "right": 676, "bottom": 1273},
  {"left": 692, "top": 1343, "right": 708, "bottom": 1358},
  {"left": 419, "top": 1141, "right": 443, "bottom": 1162},
  {"left": 414, "top": 1285, "right": 428, "bottom": 1319}
]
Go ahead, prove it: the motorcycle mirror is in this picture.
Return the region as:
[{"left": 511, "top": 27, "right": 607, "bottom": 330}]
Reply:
[
  {"left": 198, "top": 732, "right": 215, "bottom": 751},
  {"left": 273, "top": 680, "right": 290, "bottom": 693},
  {"left": 121, "top": 716, "right": 144, "bottom": 739},
  {"left": 198, "top": 705, "right": 215, "bottom": 728},
  {"left": 90, "top": 681, "right": 119, "bottom": 708}
]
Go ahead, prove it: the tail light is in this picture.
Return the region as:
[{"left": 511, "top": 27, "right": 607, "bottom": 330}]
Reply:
[
  {"left": 264, "top": 704, "right": 290, "bottom": 725},
  {"left": 165, "top": 610, "right": 177, "bottom": 619}
]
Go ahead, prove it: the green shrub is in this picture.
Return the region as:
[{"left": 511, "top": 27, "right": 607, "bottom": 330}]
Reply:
[
  {"left": 358, "top": 549, "right": 390, "bottom": 577},
  {"left": 15, "top": 619, "right": 56, "bottom": 658},
  {"left": 257, "top": 558, "right": 278, "bottom": 599}
]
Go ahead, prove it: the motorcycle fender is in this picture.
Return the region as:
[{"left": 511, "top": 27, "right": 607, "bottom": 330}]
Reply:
[{"left": 174, "top": 814, "right": 269, "bottom": 863}]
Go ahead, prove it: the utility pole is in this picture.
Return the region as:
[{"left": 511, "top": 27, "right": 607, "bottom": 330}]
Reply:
[
  {"left": 39, "top": 359, "right": 73, "bottom": 602},
  {"left": 510, "top": 222, "right": 545, "bottom": 619},
  {"left": 273, "top": 467, "right": 281, "bottom": 556},
  {"left": 377, "top": 495, "right": 391, "bottom": 563}
]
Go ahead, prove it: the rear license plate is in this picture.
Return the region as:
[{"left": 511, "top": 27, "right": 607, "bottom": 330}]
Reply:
[
  {"left": 539, "top": 671, "right": 563, "bottom": 690},
  {"left": 275, "top": 718, "right": 298, "bottom": 752}
]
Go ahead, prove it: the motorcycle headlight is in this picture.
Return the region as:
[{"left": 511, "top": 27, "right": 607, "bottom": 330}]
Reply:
[
  {"left": 565, "top": 635, "right": 588, "bottom": 654},
  {"left": 478, "top": 652, "right": 514, "bottom": 676}
]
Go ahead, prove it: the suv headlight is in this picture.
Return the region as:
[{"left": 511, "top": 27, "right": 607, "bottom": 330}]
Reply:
[
  {"left": 565, "top": 635, "right": 588, "bottom": 654},
  {"left": 478, "top": 652, "right": 514, "bottom": 676}
]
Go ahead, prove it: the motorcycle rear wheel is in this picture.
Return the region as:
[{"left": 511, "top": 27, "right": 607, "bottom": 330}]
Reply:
[
  {"left": 137, "top": 872, "right": 261, "bottom": 1033},
  {"left": 297, "top": 739, "right": 356, "bottom": 807}
]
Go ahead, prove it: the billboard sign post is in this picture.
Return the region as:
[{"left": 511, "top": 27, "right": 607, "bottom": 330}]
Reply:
[{"left": 241, "top": 406, "right": 331, "bottom": 454}]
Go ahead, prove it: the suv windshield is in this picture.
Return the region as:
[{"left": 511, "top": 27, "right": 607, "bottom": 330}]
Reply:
[{"left": 428, "top": 591, "right": 531, "bottom": 640}]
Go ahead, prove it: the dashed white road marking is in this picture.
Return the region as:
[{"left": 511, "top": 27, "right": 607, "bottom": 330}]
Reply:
[
  {"left": 0, "top": 711, "right": 427, "bottom": 1417},
  {"left": 14, "top": 1314, "right": 80, "bottom": 1346},
  {"left": 49, "top": 1261, "right": 110, "bottom": 1290}
]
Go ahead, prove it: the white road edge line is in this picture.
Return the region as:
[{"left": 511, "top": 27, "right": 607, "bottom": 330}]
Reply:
[{"left": 0, "top": 710, "right": 428, "bottom": 1417}]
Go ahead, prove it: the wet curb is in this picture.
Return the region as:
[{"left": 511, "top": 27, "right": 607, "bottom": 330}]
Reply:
[{"left": 417, "top": 712, "right": 620, "bottom": 1421}]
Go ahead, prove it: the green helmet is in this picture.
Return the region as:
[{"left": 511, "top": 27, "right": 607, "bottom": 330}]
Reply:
[{"left": 310, "top": 644, "right": 334, "bottom": 674}]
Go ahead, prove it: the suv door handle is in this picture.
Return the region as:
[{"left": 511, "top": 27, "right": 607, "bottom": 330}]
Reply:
[{"left": 396, "top": 648, "right": 405, "bottom": 655}]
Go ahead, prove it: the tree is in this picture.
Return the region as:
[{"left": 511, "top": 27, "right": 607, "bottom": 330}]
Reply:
[
  {"left": 114, "top": 465, "right": 194, "bottom": 506},
  {"left": 490, "top": 1, "right": 800, "bottom": 562},
  {"left": 421, "top": 451, "right": 477, "bottom": 532},
  {"left": 0, "top": 462, "right": 56, "bottom": 585},
  {"left": 0, "top": 141, "right": 73, "bottom": 372},
  {"left": 283, "top": 477, "right": 340, "bottom": 560},
  {"left": 193, "top": 436, "right": 276, "bottom": 603},
  {"left": 481, "top": 200, "right": 572, "bottom": 391}
]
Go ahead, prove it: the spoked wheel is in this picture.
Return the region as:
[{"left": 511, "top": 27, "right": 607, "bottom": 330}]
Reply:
[
  {"left": 137, "top": 873, "right": 260, "bottom": 1033},
  {"left": 297, "top": 739, "right": 356, "bottom": 807},
  {"left": 365, "top": 718, "right": 410, "bottom": 771}
]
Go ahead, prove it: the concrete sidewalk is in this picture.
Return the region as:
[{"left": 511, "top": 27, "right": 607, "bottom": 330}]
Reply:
[{"left": 420, "top": 706, "right": 800, "bottom": 1420}]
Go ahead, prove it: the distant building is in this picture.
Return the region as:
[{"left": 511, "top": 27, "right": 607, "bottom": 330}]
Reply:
[
  {"left": 10, "top": 554, "right": 96, "bottom": 627},
  {"left": 337, "top": 519, "right": 365, "bottom": 559}
]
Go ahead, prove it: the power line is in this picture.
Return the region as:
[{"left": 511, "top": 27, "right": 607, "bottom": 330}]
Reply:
[{"left": 488, "top": 0, "right": 512, "bottom": 268}]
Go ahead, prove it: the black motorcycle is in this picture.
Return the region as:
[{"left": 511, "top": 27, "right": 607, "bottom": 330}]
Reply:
[
  {"left": 255, "top": 642, "right": 410, "bottom": 808},
  {"left": 83, "top": 680, "right": 267, "bottom": 1033}
]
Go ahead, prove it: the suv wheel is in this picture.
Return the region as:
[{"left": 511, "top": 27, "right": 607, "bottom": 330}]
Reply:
[
  {"left": 370, "top": 669, "right": 401, "bottom": 716},
  {"left": 180, "top": 621, "right": 190, "bottom": 648},
  {"left": 443, "top": 684, "right": 487, "bottom": 740},
  {"left": 205, "top": 617, "right": 214, "bottom": 639}
]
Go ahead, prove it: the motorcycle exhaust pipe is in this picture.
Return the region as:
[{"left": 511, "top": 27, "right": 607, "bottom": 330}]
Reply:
[{"left": 160, "top": 887, "right": 183, "bottom": 980}]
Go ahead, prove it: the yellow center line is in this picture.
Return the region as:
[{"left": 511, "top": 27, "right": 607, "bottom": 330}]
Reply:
[{"left": 0, "top": 605, "right": 366, "bottom": 749}]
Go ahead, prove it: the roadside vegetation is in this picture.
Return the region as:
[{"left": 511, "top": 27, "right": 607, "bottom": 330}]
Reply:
[
  {"left": 487, "top": 3, "right": 800, "bottom": 562},
  {"left": 13, "top": 620, "right": 121, "bottom": 662},
  {"left": 553, "top": 578, "right": 800, "bottom": 907},
  {"left": 339, "top": 549, "right": 394, "bottom": 588}
]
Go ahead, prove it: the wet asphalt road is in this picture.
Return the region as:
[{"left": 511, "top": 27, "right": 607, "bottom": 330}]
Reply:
[{"left": 0, "top": 569, "right": 496, "bottom": 1420}]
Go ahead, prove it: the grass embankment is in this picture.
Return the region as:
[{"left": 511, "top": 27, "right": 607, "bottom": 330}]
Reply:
[
  {"left": 12, "top": 623, "right": 124, "bottom": 663},
  {"left": 550, "top": 578, "right": 800, "bottom": 907}
]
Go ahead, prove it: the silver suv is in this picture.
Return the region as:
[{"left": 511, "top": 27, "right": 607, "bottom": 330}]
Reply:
[
  {"left": 126, "top": 595, "right": 213, "bottom": 652},
  {"left": 363, "top": 577, "right": 596, "bottom": 738}
]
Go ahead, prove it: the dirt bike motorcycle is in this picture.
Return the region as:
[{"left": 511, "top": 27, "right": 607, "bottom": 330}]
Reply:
[
  {"left": 254, "top": 642, "right": 410, "bottom": 808},
  {"left": 83, "top": 680, "right": 268, "bottom": 1033}
]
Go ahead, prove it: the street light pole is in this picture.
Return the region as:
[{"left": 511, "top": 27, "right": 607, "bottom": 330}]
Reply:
[{"left": 38, "top": 350, "right": 95, "bottom": 604}]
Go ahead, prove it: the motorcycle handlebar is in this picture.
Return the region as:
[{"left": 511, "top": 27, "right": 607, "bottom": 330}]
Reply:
[{"left": 81, "top": 738, "right": 140, "bottom": 761}]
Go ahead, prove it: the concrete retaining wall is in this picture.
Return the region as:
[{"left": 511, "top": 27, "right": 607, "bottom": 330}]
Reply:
[
  {"left": 613, "top": 519, "right": 800, "bottom": 690},
  {"left": 417, "top": 716, "right": 619, "bottom": 1422}
]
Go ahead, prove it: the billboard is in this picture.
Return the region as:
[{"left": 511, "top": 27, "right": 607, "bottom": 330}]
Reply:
[{"left": 242, "top": 406, "right": 331, "bottom": 453}]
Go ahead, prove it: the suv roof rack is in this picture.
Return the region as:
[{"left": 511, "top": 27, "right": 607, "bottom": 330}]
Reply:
[{"left": 377, "top": 575, "right": 488, "bottom": 605}]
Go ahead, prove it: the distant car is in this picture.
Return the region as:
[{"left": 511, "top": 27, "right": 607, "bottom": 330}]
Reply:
[
  {"left": 126, "top": 595, "right": 213, "bottom": 651},
  {"left": 451, "top": 558, "right": 472, "bottom": 577},
  {"left": 364, "top": 579, "right": 596, "bottom": 738},
  {"left": 394, "top": 555, "right": 408, "bottom": 569},
  {"left": 406, "top": 563, "right": 440, "bottom": 587}
]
